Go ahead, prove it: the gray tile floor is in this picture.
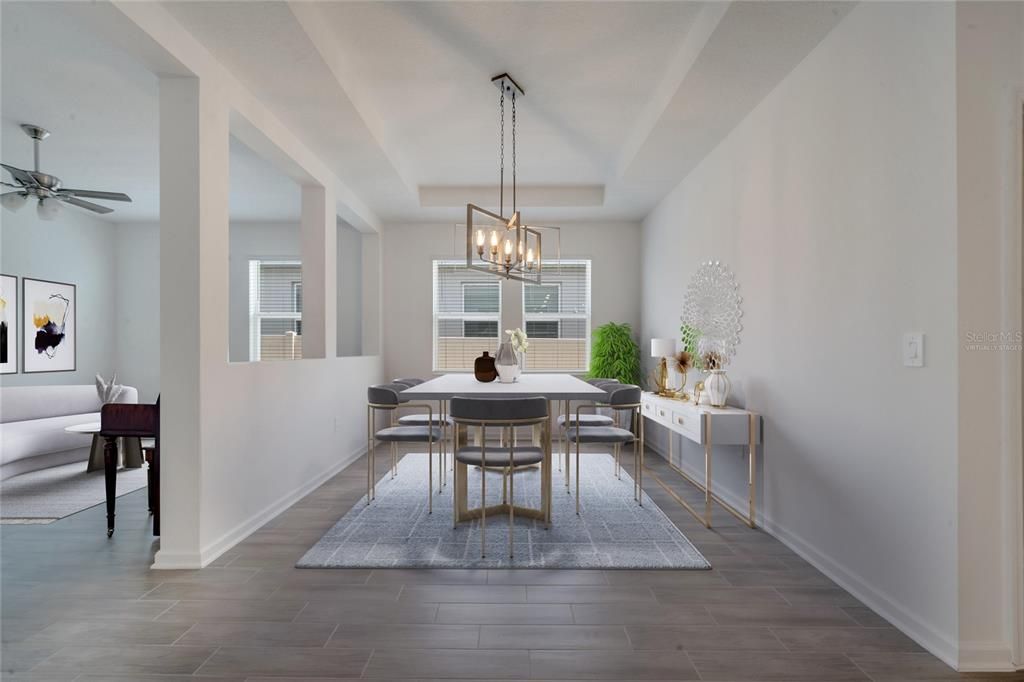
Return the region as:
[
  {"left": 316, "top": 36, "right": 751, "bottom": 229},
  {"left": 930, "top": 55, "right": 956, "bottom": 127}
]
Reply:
[{"left": 2, "top": 445, "right": 1019, "bottom": 681}]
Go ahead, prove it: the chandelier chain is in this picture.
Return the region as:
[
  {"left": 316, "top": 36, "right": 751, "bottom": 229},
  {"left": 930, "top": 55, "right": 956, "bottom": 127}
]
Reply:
[
  {"left": 498, "top": 90, "right": 505, "bottom": 217},
  {"left": 512, "top": 92, "right": 517, "bottom": 215}
]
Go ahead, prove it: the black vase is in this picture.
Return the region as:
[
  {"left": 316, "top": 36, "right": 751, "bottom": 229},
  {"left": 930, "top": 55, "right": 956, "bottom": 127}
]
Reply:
[{"left": 474, "top": 351, "right": 497, "bottom": 382}]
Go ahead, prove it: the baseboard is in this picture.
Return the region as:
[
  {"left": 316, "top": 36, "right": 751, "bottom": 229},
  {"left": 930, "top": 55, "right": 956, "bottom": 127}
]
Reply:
[
  {"left": 151, "top": 445, "right": 365, "bottom": 570},
  {"left": 645, "top": 440, "right": 961, "bottom": 670},
  {"left": 959, "top": 641, "right": 1018, "bottom": 672}
]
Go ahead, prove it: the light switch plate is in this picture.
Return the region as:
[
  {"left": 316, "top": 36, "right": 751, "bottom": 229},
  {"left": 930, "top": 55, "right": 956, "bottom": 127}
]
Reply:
[{"left": 903, "top": 332, "right": 924, "bottom": 367}]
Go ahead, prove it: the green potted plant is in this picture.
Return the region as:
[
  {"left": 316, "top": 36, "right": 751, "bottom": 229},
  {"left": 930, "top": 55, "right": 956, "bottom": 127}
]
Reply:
[{"left": 588, "top": 322, "right": 641, "bottom": 385}]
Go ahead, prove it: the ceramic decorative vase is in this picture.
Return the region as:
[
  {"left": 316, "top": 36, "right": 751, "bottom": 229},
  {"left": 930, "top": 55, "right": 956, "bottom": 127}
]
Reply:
[
  {"left": 494, "top": 341, "right": 522, "bottom": 383},
  {"left": 705, "top": 369, "right": 731, "bottom": 407},
  {"left": 474, "top": 351, "right": 497, "bottom": 383}
]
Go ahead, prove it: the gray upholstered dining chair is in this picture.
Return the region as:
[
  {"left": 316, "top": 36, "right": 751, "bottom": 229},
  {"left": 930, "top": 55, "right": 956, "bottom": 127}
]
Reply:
[
  {"left": 449, "top": 396, "right": 550, "bottom": 559},
  {"left": 366, "top": 383, "right": 443, "bottom": 512},
  {"left": 555, "top": 378, "right": 619, "bottom": 486},
  {"left": 566, "top": 384, "right": 644, "bottom": 514},
  {"left": 392, "top": 377, "right": 453, "bottom": 489}
]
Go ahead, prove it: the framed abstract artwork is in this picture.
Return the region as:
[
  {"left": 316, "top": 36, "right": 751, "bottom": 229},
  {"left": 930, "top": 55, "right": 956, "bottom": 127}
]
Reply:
[
  {"left": 23, "top": 277, "right": 76, "bottom": 373},
  {"left": 0, "top": 274, "right": 17, "bottom": 374}
]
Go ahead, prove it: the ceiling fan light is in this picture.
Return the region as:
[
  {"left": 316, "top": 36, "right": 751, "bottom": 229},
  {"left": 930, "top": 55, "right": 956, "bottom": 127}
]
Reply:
[
  {"left": 36, "top": 197, "right": 62, "bottom": 221},
  {"left": 0, "top": 192, "right": 28, "bottom": 212}
]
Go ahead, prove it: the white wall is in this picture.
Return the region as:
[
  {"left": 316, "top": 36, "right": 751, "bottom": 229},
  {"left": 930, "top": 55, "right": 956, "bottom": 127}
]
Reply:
[
  {"left": 381, "top": 222, "right": 642, "bottom": 382},
  {"left": 955, "top": 1, "right": 1024, "bottom": 671},
  {"left": 115, "top": 222, "right": 160, "bottom": 402},
  {"left": 641, "top": 1, "right": 959, "bottom": 665},
  {"left": 0, "top": 205, "right": 118, "bottom": 387}
]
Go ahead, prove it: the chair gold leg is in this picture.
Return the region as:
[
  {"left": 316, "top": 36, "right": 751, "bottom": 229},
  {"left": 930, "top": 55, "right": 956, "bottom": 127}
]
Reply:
[
  {"left": 509, "top": 448, "right": 515, "bottom": 559},
  {"left": 428, "top": 436, "right": 433, "bottom": 515},
  {"left": 481, "top": 426, "right": 487, "bottom": 559},
  {"left": 576, "top": 438, "right": 581, "bottom": 515},
  {"left": 367, "top": 406, "right": 372, "bottom": 505}
]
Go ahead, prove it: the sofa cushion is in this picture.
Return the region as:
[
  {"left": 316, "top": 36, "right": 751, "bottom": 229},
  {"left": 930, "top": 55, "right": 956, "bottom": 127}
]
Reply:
[
  {"left": 0, "top": 385, "right": 138, "bottom": 424},
  {"left": 0, "top": 413, "right": 102, "bottom": 465}
]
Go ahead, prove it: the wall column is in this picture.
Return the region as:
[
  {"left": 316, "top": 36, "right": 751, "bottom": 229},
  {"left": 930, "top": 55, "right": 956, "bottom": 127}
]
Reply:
[
  {"left": 153, "top": 76, "right": 229, "bottom": 569},
  {"left": 300, "top": 185, "right": 336, "bottom": 359}
]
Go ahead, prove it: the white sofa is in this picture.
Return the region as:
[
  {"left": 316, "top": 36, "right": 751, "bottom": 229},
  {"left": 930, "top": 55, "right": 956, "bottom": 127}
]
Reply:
[{"left": 0, "top": 385, "right": 139, "bottom": 481}]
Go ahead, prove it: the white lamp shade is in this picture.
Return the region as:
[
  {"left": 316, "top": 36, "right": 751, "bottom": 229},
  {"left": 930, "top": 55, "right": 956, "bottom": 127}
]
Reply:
[
  {"left": 650, "top": 338, "right": 675, "bottom": 358},
  {"left": 1, "top": 192, "right": 28, "bottom": 212},
  {"left": 36, "top": 197, "right": 62, "bottom": 221}
]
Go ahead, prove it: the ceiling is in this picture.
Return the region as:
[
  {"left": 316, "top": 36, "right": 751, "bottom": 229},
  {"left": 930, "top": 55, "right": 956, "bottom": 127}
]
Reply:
[
  {"left": 2, "top": 1, "right": 854, "bottom": 225},
  {"left": 1, "top": 1, "right": 299, "bottom": 223}
]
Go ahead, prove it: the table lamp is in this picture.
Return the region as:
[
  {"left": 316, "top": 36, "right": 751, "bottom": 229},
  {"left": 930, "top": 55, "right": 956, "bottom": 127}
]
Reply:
[{"left": 650, "top": 338, "right": 675, "bottom": 396}]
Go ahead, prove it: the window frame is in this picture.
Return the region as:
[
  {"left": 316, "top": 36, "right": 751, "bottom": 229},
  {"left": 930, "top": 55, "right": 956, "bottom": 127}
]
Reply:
[
  {"left": 521, "top": 259, "right": 591, "bottom": 374},
  {"left": 432, "top": 259, "right": 503, "bottom": 372},
  {"left": 248, "top": 258, "right": 303, "bottom": 362}
]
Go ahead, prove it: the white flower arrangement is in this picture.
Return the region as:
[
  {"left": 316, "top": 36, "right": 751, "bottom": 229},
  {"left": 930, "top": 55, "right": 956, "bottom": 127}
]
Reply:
[{"left": 505, "top": 327, "right": 529, "bottom": 354}]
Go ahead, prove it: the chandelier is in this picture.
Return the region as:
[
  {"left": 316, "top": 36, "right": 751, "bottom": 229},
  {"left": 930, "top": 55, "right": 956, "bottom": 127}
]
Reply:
[{"left": 465, "top": 74, "right": 554, "bottom": 285}]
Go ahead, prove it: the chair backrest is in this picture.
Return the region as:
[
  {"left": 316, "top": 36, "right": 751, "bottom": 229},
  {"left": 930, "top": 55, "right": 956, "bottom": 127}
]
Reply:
[
  {"left": 607, "top": 384, "right": 642, "bottom": 407},
  {"left": 367, "top": 383, "right": 410, "bottom": 407},
  {"left": 392, "top": 378, "right": 424, "bottom": 386},
  {"left": 449, "top": 396, "right": 548, "bottom": 426},
  {"left": 586, "top": 378, "right": 619, "bottom": 387}
]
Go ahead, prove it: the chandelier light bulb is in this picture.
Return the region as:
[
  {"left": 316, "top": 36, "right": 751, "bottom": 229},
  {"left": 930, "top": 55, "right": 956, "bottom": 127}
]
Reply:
[
  {"left": 526, "top": 246, "right": 534, "bottom": 266},
  {"left": 476, "top": 229, "right": 485, "bottom": 246}
]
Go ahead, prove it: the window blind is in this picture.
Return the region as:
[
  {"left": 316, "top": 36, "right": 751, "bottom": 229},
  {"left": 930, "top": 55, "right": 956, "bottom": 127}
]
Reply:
[
  {"left": 433, "top": 260, "right": 501, "bottom": 371},
  {"left": 249, "top": 260, "right": 303, "bottom": 361},
  {"left": 523, "top": 260, "right": 591, "bottom": 372}
]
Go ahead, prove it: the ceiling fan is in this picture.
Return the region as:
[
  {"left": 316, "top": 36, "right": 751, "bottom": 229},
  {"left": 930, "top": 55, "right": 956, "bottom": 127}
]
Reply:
[{"left": 1, "top": 124, "right": 132, "bottom": 220}]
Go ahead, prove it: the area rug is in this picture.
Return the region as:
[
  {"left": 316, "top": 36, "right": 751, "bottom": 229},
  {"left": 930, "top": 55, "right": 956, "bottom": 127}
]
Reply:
[
  {"left": 298, "top": 452, "right": 710, "bottom": 569},
  {"left": 0, "top": 461, "right": 147, "bottom": 524}
]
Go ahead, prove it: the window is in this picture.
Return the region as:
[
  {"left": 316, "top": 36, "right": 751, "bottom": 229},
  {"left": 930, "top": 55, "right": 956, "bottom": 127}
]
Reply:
[
  {"left": 522, "top": 260, "right": 591, "bottom": 372},
  {"left": 433, "top": 260, "right": 501, "bottom": 370},
  {"left": 249, "top": 260, "right": 303, "bottom": 361}
]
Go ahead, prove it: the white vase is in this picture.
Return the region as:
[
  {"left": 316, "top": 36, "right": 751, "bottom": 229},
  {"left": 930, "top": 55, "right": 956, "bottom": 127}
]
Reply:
[
  {"left": 705, "top": 369, "right": 731, "bottom": 407},
  {"left": 495, "top": 342, "right": 521, "bottom": 383}
]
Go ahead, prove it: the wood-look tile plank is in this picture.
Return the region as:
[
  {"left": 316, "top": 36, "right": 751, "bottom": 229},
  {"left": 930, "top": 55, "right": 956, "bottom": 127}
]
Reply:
[
  {"left": 602, "top": 568, "right": 726, "bottom": 586},
  {"left": 368, "top": 569, "right": 488, "bottom": 585},
  {"left": 26, "top": 620, "right": 191, "bottom": 646},
  {"left": 571, "top": 601, "right": 714, "bottom": 625},
  {"left": 487, "top": 569, "right": 607, "bottom": 585},
  {"left": 436, "top": 604, "right": 573, "bottom": 625},
  {"left": 327, "top": 624, "right": 480, "bottom": 649},
  {"left": 842, "top": 605, "right": 894, "bottom": 627},
  {"left": 651, "top": 585, "right": 789, "bottom": 606},
  {"left": 196, "top": 646, "right": 371, "bottom": 678},
  {"left": 295, "top": 601, "right": 439, "bottom": 624},
  {"left": 31, "top": 645, "right": 216, "bottom": 676},
  {"left": 363, "top": 648, "right": 530, "bottom": 679},
  {"left": 848, "top": 652, "right": 963, "bottom": 680},
  {"left": 529, "top": 649, "right": 698, "bottom": 680},
  {"left": 707, "top": 603, "right": 859, "bottom": 627},
  {"left": 156, "top": 599, "right": 308, "bottom": 623},
  {"left": 478, "top": 624, "right": 630, "bottom": 649},
  {"left": 175, "top": 621, "right": 338, "bottom": 648},
  {"left": 270, "top": 583, "right": 402, "bottom": 602},
  {"left": 688, "top": 650, "right": 870, "bottom": 680},
  {"left": 773, "top": 626, "right": 925, "bottom": 653},
  {"left": 400, "top": 585, "right": 527, "bottom": 603},
  {"left": 625, "top": 624, "right": 785, "bottom": 651},
  {"left": 526, "top": 585, "right": 655, "bottom": 603}
]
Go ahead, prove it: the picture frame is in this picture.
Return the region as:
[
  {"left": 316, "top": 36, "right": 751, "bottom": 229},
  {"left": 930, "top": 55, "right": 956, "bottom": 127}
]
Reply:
[
  {"left": 22, "top": 277, "right": 76, "bottom": 374},
  {"left": 0, "top": 274, "right": 17, "bottom": 374}
]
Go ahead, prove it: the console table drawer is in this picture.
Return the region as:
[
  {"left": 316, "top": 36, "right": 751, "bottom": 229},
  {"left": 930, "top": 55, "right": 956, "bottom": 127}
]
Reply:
[{"left": 670, "top": 409, "right": 703, "bottom": 442}]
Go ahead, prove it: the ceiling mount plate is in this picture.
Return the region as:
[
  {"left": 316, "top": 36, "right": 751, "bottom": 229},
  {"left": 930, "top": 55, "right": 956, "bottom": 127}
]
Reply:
[
  {"left": 20, "top": 124, "right": 50, "bottom": 141},
  {"left": 491, "top": 73, "right": 524, "bottom": 99}
]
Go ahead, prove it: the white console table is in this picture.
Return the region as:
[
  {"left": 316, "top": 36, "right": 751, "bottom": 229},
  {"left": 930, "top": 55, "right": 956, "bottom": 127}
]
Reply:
[{"left": 641, "top": 392, "right": 761, "bottom": 529}]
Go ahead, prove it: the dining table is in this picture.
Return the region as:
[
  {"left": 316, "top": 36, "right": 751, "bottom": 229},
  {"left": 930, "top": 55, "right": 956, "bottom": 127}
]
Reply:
[{"left": 400, "top": 373, "right": 608, "bottom": 524}]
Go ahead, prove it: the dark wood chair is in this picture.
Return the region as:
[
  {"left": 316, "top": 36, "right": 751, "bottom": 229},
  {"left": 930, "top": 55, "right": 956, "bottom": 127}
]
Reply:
[{"left": 99, "top": 398, "right": 159, "bottom": 537}]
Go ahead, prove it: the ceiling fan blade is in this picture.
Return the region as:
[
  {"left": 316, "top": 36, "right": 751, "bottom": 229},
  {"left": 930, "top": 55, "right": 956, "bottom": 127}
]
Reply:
[
  {"left": 58, "top": 189, "right": 132, "bottom": 202},
  {"left": 1, "top": 163, "right": 37, "bottom": 187},
  {"left": 60, "top": 196, "right": 114, "bottom": 214}
]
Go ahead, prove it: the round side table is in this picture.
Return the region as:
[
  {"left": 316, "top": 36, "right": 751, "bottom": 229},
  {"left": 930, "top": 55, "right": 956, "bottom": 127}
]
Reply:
[{"left": 64, "top": 422, "right": 144, "bottom": 472}]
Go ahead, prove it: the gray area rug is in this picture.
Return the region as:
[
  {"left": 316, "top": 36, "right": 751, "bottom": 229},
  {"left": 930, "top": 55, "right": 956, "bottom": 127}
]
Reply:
[
  {"left": 298, "top": 452, "right": 710, "bottom": 569},
  {"left": 1, "top": 461, "right": 147, "bottom": 523}
]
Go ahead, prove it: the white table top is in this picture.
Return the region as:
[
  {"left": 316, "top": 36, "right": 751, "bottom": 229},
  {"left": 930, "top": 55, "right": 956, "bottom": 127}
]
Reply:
[
  {"left": 64, "top": 422, "right": 101, "bottom": 434},
  {"left": 401, "top": 373, "right": 609, "bottom": 401}
]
